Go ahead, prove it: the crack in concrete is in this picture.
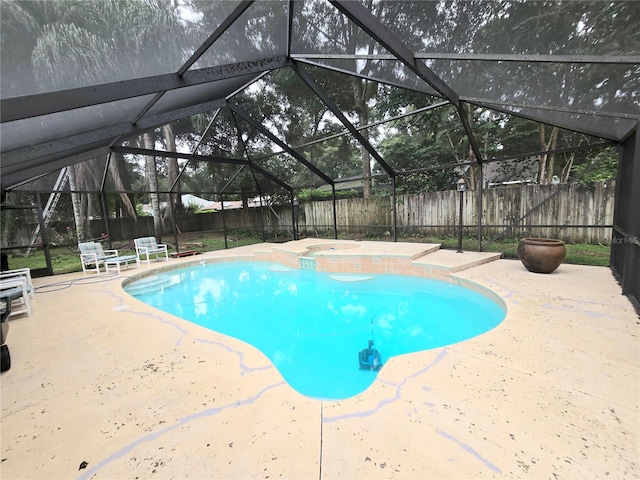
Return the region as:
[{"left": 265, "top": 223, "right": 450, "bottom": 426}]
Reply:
[
  {"left": 76, "top": 381, "right": 286, "bottom": 480},
  {"left": 323, "top": 348, "right": 448, "bottom": 423},
  {"left": 193, "top": 337, "right": 275, "bottom": 375}
]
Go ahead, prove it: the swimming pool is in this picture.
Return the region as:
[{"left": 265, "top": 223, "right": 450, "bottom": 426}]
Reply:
[{"left": 125, "top": 261, "right": 505, "bottom": 400}]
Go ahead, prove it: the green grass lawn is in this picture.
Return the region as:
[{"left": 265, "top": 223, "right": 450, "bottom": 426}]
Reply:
[
  {"left": 3, "top": 232, "right": 266, "bottom": 275},
  {"left": 3, "top": 232, "right": 610, "bottom": 276}
]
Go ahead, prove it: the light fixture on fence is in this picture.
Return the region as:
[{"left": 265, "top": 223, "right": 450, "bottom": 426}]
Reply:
[{"left": 456, "top": 177, "right": 466, "bottom": 253}]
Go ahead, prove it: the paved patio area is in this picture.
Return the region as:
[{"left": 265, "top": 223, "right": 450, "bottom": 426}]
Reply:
[{"left": 1, "top": 241, "right": 638, "bottom": 479}]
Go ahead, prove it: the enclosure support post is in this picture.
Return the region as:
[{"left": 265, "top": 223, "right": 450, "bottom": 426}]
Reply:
[
  {"left": 290, "top": 190, "right": 297, "bottom": 240},
  {"left": 100, "top": 191, "right": 112, "bottom": 250},
  {"left": 332, "top": 184, "right": 338, "bottom": 240},
  {"left": 220, "top": 193, "right": 228, "bottom": 249},
  {"left": 456, "top": 177, "right": 466, "bottom": 252},
  {"left": 477, "top": 163, "right": 483, "bottom": 252},
  {"left": 457, "top": 189, "right": 464, "bottom": 253},
  {"left": 259, "top": 193, "right": 266, "bottom": 243},
  {"left": 391, "top": 176, "right": 397, "bottom": 242}
]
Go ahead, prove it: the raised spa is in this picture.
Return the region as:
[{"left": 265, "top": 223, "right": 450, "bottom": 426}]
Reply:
[{"left": 125, "top": 261, "right": 505, "bottom": 400}]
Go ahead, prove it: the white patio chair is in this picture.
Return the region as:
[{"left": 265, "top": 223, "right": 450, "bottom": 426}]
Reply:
[
  {"left": 0, "top": 268, "right": 34, "bottom": 298},
  {"left": 78, "top": 242, "right": 118, "bottom": 275},
  {"left": 134, "top": 237, "right": 169, "bottom": 264},
  {"left": 0, "top": 276, "right": 32, "bottom": 317}
]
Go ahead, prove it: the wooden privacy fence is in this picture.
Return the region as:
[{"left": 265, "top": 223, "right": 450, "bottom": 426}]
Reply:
[
  {"left": 31, "top": 181, "right": 611, "bottom": 247},
  {"left": 3, "top": 182, "right": 614, "bottom": 253},
  {"left": 84, "top": 206, "right": 293, "bottom": 242},
  {"left": 299, "top": 182, "right": 616, "bottom": 244}
]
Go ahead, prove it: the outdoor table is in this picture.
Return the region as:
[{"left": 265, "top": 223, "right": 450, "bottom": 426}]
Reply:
[{"left": 104, "top": 255, "right": 139, "bottom": 274}]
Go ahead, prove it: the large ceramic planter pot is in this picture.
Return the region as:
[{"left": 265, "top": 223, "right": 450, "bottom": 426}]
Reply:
[{"left": 517, "top": 238, "right": 567, "bottom": 274}]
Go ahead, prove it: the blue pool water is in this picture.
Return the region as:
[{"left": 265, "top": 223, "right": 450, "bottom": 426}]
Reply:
[{"left": 125, "top": 261, "right": 505, "bottom": 400}]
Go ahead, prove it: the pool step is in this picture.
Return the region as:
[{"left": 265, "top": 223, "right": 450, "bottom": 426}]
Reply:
[
  {"left": 299, "top": 257, "right": 316, "bottom": 271},
  {"left": 124, "top": 274, "right": 178, "bottom": 295},
  {"left": 412, "top": 249, "right": 502, "bottom": 275}
]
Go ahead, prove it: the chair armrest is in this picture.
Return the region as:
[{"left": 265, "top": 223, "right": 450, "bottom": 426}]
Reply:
[
  {"left": 80, "top": 253, "right": 99, "bottom": 264},
  {"left": 0, "top": 269, "right": 31, "bottom": 282},
  {"left": 103, "top": 249, "right": 119, "bottom": 258},
  {"left": 0, "top": 278, "right": 28, "bottom": 291},
  {"left": 1, "top": 268, "right": 31, "bottom": 277}
]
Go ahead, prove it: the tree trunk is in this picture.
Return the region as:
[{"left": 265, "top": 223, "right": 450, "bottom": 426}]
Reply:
[
  {"left": 467, "top": 108, "right": 478, "bottom": 190},
  {"left": 143, "top": 132, "right": 162, "bottom": 238},
  {"left": 561, "top": 152, "right": 575, "bottom": 182},
  {"left": 108, "top": 153, "right": 137, "bottom": 218},
  {"left": 162, "top": 124, "right": 180, "bottom": 219},
  {"left": 538, "top": 124, "right": 547, "bottom": 183},
  {"left": 67, "top": 165, "right": 86, "bottom": 242},
  {"left": 352, "top": 77, "right": 371, "bottom": 198},
  {"left": 546, "top": 127, "right": 559, "bottom": 183},
  {"left": 538, "top": 125, "right": 559, "bottom": 184}
]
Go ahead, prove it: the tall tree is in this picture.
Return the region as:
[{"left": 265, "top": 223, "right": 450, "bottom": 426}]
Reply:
[{"left": 143, "top": 133, "right": 162, "bottom": 238}]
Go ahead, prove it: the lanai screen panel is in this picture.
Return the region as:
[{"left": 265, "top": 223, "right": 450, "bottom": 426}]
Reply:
[
  {"left": 375, "top": 1, "right": 639, "bottom": 56},
  {"left": 2, "top": 95, "right": 155, "bottom": 154},
  {"left": 290, "top": 1, "right": 639, "bottom": 141},
  {"left": 0, "top": 0, "right": 205, "bottom": 97},
  {"left": 429, "top": 60, "right": 639, "bottom": 121},
  {"left": 466, "top": 107, "right": 614, "bottom": 159},
  {"left": 290, "top": 1, "right": 440, "bottom": 96},
  {"left": 374, "top": 102, "right": 463, "bottom": 171},
  {"left": 481, "top": 103, "right": 638, "bottom": 142},
  {"left": 230, "top": 70, "right": 345, "bottom": 146},
  {"left": 296, "top": 58, "right": 439, "bottom": 97},
  {"left": 101, "top": 152, "right": 144, "bottom": 194},
  {"left": 8, "top": 154, "right": 110, "bottom": 195},
  {"left": 13, "top": 168, "right": 71, "bottom": 192},
  {"left": 371, "top": 0, "right": 640, "bottom": 137},
  {"left": 144, "top": 76, "right": 261, "bottom": 120},
  {"left": 294, "top": 138, "right": 362, "bottom": 184},
  {"left": 190, "top": 0, "right": 289, "bottom": 69}
]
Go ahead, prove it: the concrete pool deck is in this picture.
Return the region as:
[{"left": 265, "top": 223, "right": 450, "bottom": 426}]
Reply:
[{"left": 1, "top": 240, "right": 638, "bottom": 479}]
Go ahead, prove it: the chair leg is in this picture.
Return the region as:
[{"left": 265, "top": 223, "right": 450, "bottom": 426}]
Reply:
[
  {"left": 82, "top": 262, "right": 100, "bottom": 275},
  {"left": 7, "top": 283, "right": 31, "bottom": 316}
]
